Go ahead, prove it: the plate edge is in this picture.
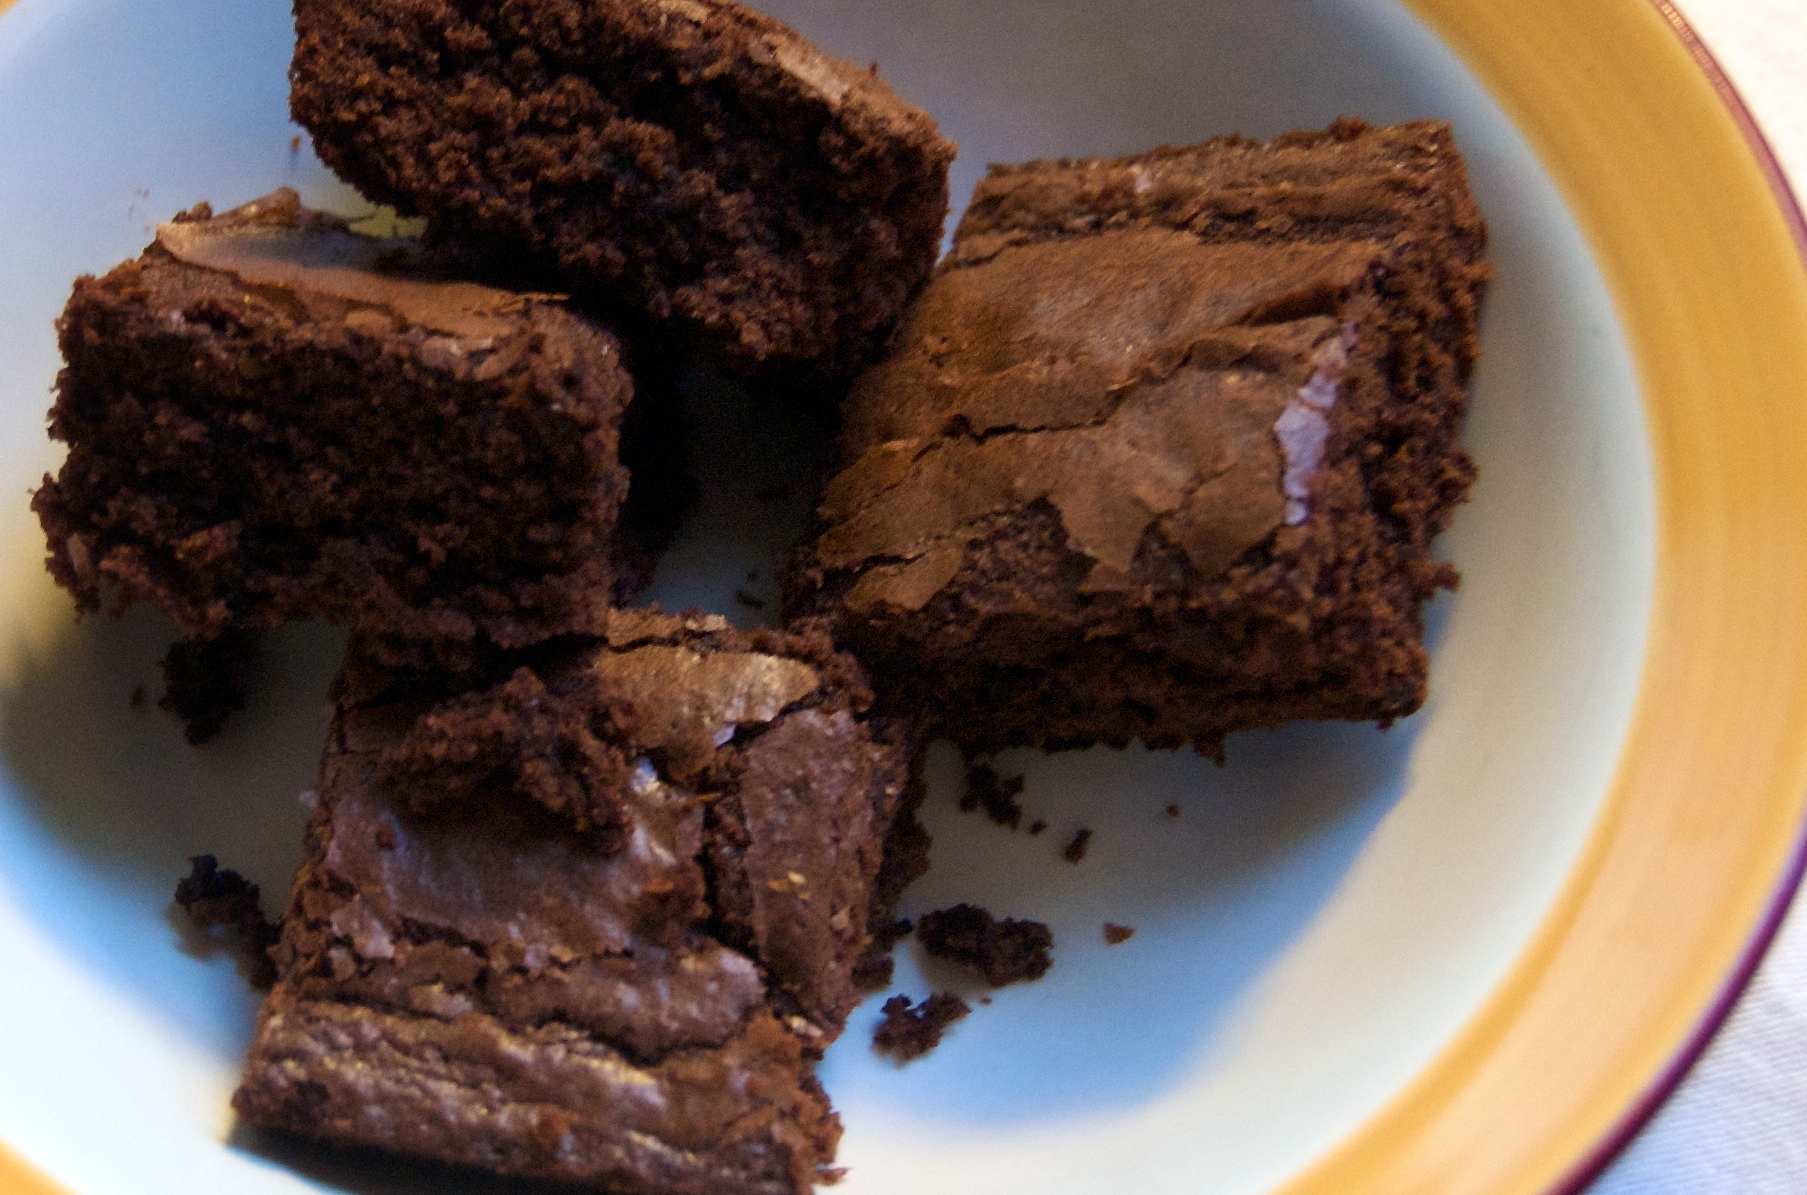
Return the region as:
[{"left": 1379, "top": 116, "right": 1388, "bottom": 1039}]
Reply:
[{"left": 1545, "top": 6, "right": 1807, "bottom": 1191}]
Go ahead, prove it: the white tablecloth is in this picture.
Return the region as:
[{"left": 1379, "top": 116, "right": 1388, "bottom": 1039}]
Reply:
[{"left": 1592, "top": 2, "right": 1807, "bottom": 1191}]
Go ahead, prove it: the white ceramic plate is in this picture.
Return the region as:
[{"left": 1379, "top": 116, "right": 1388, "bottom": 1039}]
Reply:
[{"left": 0, "top": 0, "right": 1688, "bottom": 1192}]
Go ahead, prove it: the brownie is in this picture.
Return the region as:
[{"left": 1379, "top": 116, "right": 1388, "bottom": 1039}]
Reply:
[
  {"left": 959, "top": 760, "right": 1025, "bottom": 830},
  {"left": 790, "top": 119, "right": 1488, "bottom": 754},
  {"left": 33, "top": 190, "right": 637, "bottom": 671},
  {"left": 234, "top": 609, "right": 914, "bottom": 1193},
  {"left": 290, "top": 0, "right": 956, "bottom": 378},
  {"left": 158, "top": 627, "right": 258, "bottom": 744},
  {"left": 915, "top": 904, "right": 1053, "bottom": 987},
  {"left": 872, "top": 992, "right": 969, "bottom": 1063},
  {"left": 173, "top": 854, "right": 280, "bottom": 989}
]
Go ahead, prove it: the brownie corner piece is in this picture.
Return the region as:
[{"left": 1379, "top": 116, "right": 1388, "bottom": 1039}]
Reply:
[
  {"left": 33, "top": 189, "right": 633, "bottom": 661},
  {"left": 795, "top": 118, "right": 1488, "bottom": 754},
  {"left": 234, "top": 608, "right": 915, "bottom": 1192},
  {"left": 290, "top": 0, "right": 956, "bottom": 377}
]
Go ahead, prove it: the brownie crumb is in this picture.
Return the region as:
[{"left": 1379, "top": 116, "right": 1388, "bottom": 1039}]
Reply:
[
  {"left": 1164, "top": 804, "right": 1181, "bottom": 819},
  {"left": 1103, "top": 923, "right": 1136, "bottom": 946},
  {"left": 1028, "top": 819, "right": 1048, "bottom": 836},
  {"left": 917, "top": 903, "right": 1053, "bottom": 986},
  {"left": 1063, "top": 828, "right": 1093, "bottom": 864},
  {"left": 159, "top": 628, "right": 257, "bottom": 744},
  {"left": 852, "top": 917, "right": 914, "bottom": 993},
  {"left": 733, "top": 589, "right": 767, "bottom": 611},
  {"left": 174, "top": 855, "right": 278, "bottom": 989},
  {"left": 289, "top": 135, "right": 302, "bottom": 153},
  {"left": 174, "top": 855, "right": 262, "bottom": 925},
  {"left": 872, "top": 916, "right": 913, "bottom": 952},
  {"left": 979, "top": 996, "right": 992, "bottom": 1006},
  {"left": 851, "top": 953, "right": 895, "bottom": 993},
  {"left": 959, "top": 761, "right": 1025, "bottom": 830},
  {"left": 874, "top": 992, "right": 970, "bottom": 1062}
]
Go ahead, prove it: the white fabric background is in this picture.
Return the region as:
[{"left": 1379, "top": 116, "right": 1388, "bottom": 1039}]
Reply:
[{"left": 1591, "top": 2, "right": 1807, "bottom": 1191}]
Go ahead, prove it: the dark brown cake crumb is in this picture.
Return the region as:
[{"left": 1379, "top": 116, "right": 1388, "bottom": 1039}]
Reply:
[
  {"left": 917, "top": 904, "right": 1053, "bottom": 987},
  {"left": 1063, "top": 828, "right": 1093, "bottom": 864},
  {"left": 1028, "top": 819, "right": 1048, "bottom": 836},
  {"left": 158, "top": 628, "right": 257, "bottom": 744},
  {"left": 1164, "top": 804, "right": 1181, "bottom": 819},
  {"left": 174, "top": 854, "right": 278, "bottom": 989},
  {"left": 873, "top": 992, "right": 970, "bottom": 1062},
  {"left": 959, "top": 761, "right": 1025, "bottom": 830},
  {"left": 852, "top": 916, "right": 914, "bottom": 993},
  {"left": 1103, "top": 923, "right": 1136, "bottom": 946},
  {"left": 851, "top": 955, "right": 895, "bottom": 994}
]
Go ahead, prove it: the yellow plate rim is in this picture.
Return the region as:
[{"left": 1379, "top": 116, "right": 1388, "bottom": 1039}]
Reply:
[
  {"left": 1555, "top": 15, "right": 1807, "bottom": 1188},
  {"left": 4, "top": 0, "right": 1807, "bottom": 1193}
]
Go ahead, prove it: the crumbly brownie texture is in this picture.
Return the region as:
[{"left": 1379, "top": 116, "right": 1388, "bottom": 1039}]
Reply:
[
  {"left": 916, "top": 904, "right": 1053, "bottom": 987},
  {"left": 159, "top": 628, "right": 258, "bottom": 744},
  {"left": 792, "top": 119, "right": 1488, "bottom": 754},
  {"left": 872, "top": 992, "right": 969, "bottom": 1063},
  {"left": 846, "top": 759, "right": 929, "bottom": 994},
  {"left": 174, "top": 854, "right": 280, "bottom": 989},
  {"left": 33, "top": 190, "right": 634, "bottom": 670},
  {"left": 959, "top": 760, "right": 1025, "bottom": 830},
  {"left": 291, "top": 0, "right": 955, "bottom": 377},
  {"left": 234, "top": 609, "right": 913, "bottom": 1193},
  {"left": 849, "top": 915, "right": 910, "bottom": 994}
]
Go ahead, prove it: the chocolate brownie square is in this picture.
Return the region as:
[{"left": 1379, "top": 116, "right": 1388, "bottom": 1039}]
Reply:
[
  {"left": 791, "top": 119, "right": 1488, "bottom": 754},
  {"left": 34, "top": 190, "right": 637, "bottom": 670},
  {"left": 290, "top": 0, "right": 955, "bottom": 378},
  {"left": 234, "top": 609, "right": 915, "bottom": 1192}
]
